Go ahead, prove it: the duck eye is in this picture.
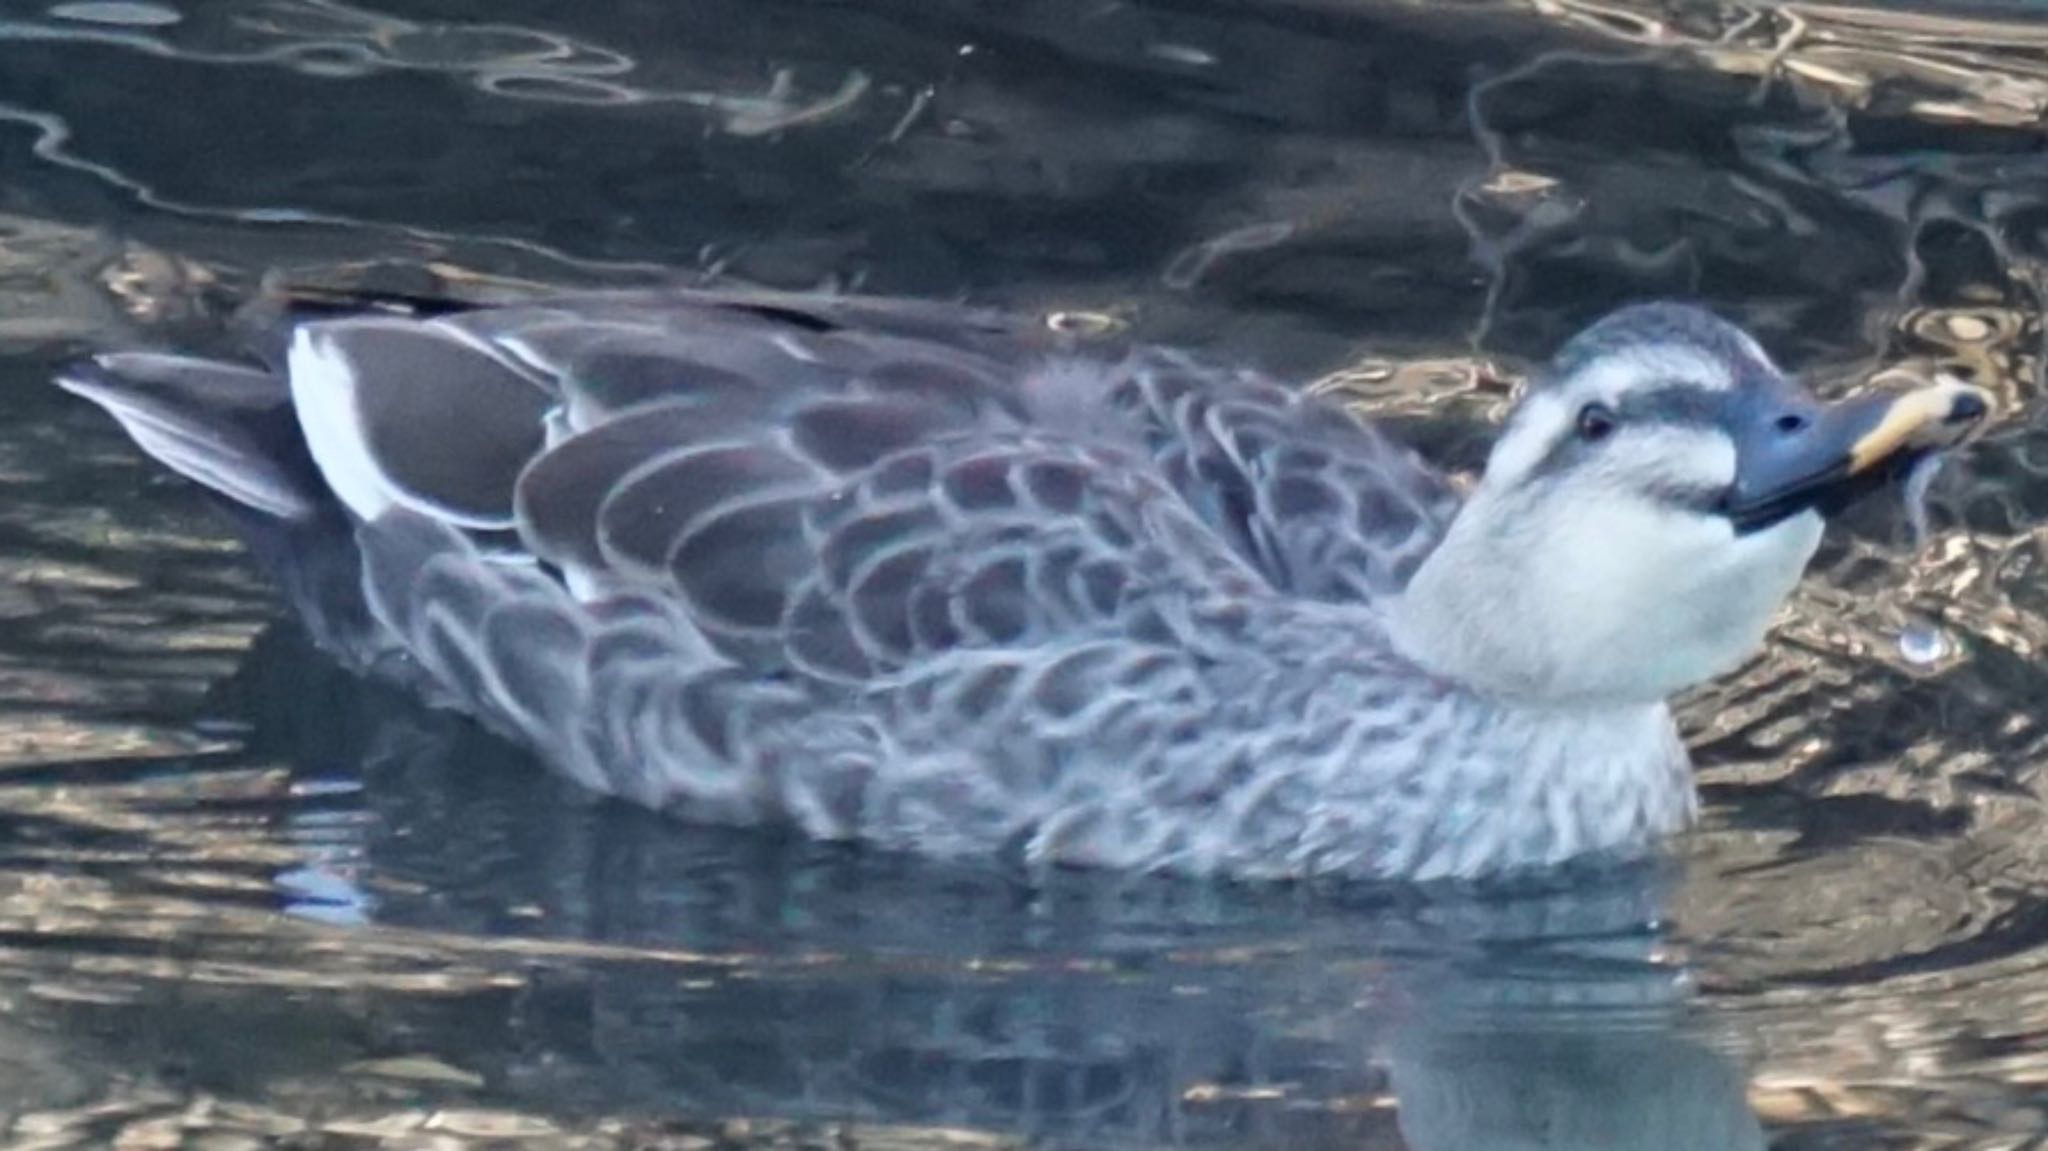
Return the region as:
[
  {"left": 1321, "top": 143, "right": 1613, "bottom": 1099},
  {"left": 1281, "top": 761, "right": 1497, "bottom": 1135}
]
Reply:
[{"left": 1576, "top": 401, "right": 1619, "bottom": 443}]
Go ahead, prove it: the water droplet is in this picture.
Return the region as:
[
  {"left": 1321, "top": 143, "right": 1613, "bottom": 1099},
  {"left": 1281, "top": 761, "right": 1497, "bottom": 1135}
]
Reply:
[{"left": 1899, "top": 623, "right": 1952, "bottom": 665}]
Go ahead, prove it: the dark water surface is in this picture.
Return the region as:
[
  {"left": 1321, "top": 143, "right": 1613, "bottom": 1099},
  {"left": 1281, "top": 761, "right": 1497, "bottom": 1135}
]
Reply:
[{"left": 3, "top": 1, "right": 2048, "bottom": 1147}]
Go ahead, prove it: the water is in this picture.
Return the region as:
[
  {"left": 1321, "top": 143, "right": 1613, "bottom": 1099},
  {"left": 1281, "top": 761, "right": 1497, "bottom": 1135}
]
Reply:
[{"left": 1, "top": 0, "right": 2046, "bottom": 1146}]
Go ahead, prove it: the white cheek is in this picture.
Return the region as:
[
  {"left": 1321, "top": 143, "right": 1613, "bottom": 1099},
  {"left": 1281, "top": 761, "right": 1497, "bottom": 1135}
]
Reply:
[
  {"left": 1534, "top": 497, "right": 1716, "bottom": 630},
  {"left": 1512, "top": 427, "right": 1740, "bottom": 621},
  {"left": 1630, "top": 426, "right": 1737, "bottom": 492},
  {"left": 1526, "top": 495, "right": 1820, "bottom": 699},
  {"left": 1726, "top": 511, "right": 1825, "bottom": 609}
]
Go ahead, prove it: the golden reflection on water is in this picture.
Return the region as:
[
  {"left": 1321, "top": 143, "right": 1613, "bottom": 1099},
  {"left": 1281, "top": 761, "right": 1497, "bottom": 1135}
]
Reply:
[{"left": 1387, "top": 0, "right": 2048, "bottom": 129}]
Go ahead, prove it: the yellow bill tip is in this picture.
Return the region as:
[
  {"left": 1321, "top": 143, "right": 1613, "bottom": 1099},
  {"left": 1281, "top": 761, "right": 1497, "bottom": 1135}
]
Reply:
[{"left": 1847, "top": 374, "right": 1995, "bottom": 475}]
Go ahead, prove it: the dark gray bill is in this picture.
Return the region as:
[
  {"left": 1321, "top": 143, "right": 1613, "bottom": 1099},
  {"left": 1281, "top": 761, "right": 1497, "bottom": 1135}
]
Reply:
[{"left": 1722, "top": 375, "right": 1992, "bottom": 534}]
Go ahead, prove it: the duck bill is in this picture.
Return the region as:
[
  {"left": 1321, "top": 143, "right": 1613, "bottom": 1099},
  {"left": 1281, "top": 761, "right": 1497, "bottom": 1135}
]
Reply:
[{"left": 1721, "top": 376, "right": 1992, "bottom": 535}]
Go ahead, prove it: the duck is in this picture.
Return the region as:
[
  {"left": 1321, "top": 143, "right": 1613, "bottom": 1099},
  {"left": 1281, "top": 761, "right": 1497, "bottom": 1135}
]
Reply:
[{"left": 58, "top": 285, "right": 1990, "bottom": 882}]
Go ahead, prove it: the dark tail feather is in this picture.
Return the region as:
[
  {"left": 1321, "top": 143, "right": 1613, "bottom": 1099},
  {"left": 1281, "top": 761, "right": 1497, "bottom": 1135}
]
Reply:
[
  {"left": 57, "top": 351, "right": 325, "bottom": 520},
  {"left": 58, "top": 349, "right": 421, "bottom": 678}
]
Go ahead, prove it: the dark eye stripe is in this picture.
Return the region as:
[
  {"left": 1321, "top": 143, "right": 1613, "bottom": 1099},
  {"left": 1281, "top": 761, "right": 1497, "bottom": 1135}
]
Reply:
[
  {"left": 1525, "top": 385, "right": 1732, "bottom": 481},
  {"left": 1614, "top": 386, "right": 1728, "bottom": 427}
]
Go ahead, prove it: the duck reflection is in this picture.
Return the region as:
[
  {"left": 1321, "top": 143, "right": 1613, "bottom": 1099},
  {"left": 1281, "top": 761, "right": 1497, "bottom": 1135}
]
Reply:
[
  {"left": 176, "top": 619, "right": 1767, "bottom": 1149},
  {"left": 1394, "top": 1025, "right": 1762, "bottom": 1150}
]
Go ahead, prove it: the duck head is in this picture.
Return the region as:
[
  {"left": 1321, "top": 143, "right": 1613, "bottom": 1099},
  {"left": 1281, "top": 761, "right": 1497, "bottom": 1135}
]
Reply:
[{"left": 1388, "top": 303, "right": 1991, "bottom": 705}]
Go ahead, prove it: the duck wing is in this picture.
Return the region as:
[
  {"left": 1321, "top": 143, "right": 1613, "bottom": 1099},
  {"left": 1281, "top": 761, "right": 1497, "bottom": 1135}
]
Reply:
[
  {"left": 65, "top": 288, "right": 1457, "bottom": 682},
  {"left": 1087, "top": 347, "right": 1459, "bottom": 603},
  {"left": 252, "top": 292, "right": 1270, "bottom": 680}
]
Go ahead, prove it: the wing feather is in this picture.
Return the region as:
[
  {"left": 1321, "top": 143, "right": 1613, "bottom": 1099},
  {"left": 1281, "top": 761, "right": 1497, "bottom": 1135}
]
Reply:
[
  {"left": 287, "top": 317, "right": 553, "bottom": 528},
  {"left": 192, "top": 289, "right": 1456, "bottom": 687},
  {"left": 594, "top": 445, "right": 819, "bottom": 582},
  {"left": 512, "top": 400, "right": 711, "bottom": 574},
  {"left": 1102, "top": 354, "right": 1459, "bottom": 601}
]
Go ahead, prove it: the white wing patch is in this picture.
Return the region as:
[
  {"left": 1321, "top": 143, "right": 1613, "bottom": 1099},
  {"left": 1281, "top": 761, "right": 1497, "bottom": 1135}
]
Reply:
[
  {"left": 287, "top": 325, "right": 396, "bottom": 525},
  {"left": 287, "top": 320, "right": 550, "bottom": 530}
]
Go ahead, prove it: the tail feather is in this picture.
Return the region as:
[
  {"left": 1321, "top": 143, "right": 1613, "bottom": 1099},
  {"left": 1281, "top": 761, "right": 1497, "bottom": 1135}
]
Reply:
[{"left": 58, "top": 352, "right": 324, "bottom": 520}]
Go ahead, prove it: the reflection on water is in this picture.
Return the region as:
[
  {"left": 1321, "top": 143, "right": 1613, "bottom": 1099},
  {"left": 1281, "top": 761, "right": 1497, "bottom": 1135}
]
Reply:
[
  {"left": 2, "top": 0, "right": 2048, "bottom": 1147},
  {"left": 8, "top": 626, "right": 1762, "bottom": 1150}
]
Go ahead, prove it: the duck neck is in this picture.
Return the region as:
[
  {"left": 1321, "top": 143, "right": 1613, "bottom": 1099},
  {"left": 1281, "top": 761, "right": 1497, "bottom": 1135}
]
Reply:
[
  {"left": 1386, "top": 511, "right": 1586, "bottom": 705},
  {"left": 1247, "top": 618, "right": 1696, "bottom": 879}
]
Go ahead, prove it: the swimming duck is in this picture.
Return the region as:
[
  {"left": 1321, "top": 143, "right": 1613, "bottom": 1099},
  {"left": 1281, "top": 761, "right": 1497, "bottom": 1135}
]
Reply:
[{"left": 59, "top": 288, "right": 1988, "bottom": 881}]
